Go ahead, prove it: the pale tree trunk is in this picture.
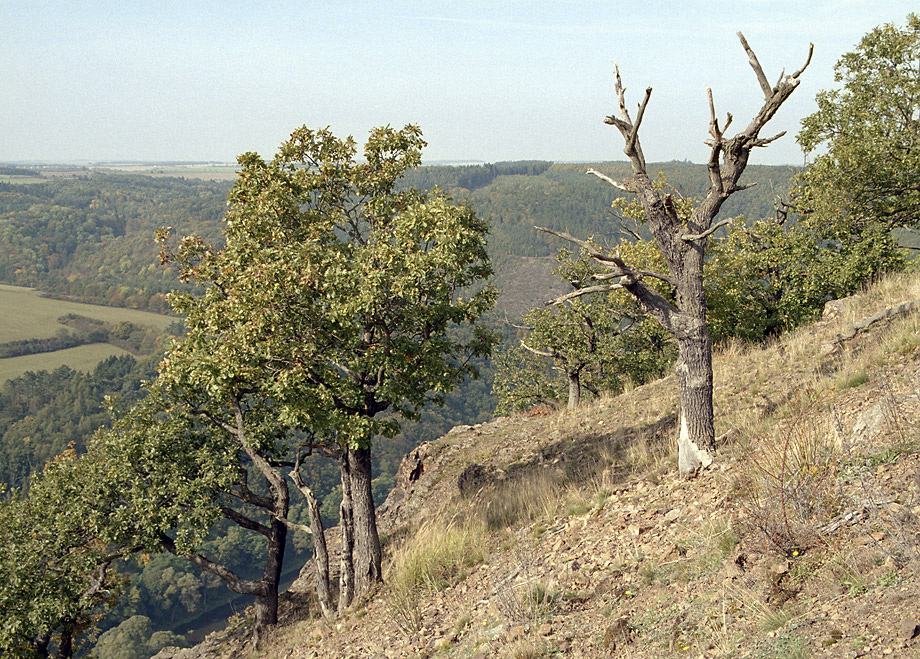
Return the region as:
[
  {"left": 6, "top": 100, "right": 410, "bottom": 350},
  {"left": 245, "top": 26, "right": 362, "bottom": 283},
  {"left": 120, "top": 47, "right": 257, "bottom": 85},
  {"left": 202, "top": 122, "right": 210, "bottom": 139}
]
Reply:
[
  {"left": 538, "top": 34, "right": 812, "bottom": 477},
  {"left": 305, "top": 487, "right": 334, "bottom": 620},
  {"left": 337, "top": 455, "right": 355, "bottom": 613},
  {"left": 289, "top": 455, "right": 334, "bottom": 620},
  {"left": 567, "top": 369, "right": 581, "bottom": 410}
]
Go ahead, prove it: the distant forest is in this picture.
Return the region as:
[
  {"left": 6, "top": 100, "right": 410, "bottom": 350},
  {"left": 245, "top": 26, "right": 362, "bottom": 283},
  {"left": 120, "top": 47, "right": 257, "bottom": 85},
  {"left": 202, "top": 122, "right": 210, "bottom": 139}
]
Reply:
[{"left": 0, "top": 161, "right": 797, "bottom": 313}]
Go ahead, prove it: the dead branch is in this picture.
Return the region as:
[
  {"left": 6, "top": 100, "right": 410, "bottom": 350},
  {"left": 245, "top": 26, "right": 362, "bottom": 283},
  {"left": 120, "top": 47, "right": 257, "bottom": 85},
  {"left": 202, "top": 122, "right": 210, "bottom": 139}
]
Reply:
[
  {"left": 587, "top": 167, "right": 632, "bottom": 192},
  {"left": 682, "top": 217, "right": 733, "bottom": 242},
  {"left": 738, "top": 32, "right": 773, "bottom": 99},
  {"left": 545, "top": 283, "right": 625, "bottom": 306}
]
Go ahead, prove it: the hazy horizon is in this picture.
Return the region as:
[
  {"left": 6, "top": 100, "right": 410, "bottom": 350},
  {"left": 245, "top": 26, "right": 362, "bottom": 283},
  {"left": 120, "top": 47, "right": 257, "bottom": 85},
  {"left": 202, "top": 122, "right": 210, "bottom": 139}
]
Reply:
[{"left": 2, "top": 2, "right": 917, "bottom": 166}]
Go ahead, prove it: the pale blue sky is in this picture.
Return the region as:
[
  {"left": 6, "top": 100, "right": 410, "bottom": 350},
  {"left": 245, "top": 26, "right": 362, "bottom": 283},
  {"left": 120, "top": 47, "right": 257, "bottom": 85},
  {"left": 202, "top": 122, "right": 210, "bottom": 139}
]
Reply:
[{"left": 1, "top": 1, "right": 916, "bottom": 165}]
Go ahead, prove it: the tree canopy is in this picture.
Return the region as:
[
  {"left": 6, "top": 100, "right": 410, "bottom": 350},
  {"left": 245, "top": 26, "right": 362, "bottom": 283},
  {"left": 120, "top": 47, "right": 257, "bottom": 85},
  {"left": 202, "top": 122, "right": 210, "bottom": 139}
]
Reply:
[{"left": 797, "top": 13, "right": 920, "bottom": 243}]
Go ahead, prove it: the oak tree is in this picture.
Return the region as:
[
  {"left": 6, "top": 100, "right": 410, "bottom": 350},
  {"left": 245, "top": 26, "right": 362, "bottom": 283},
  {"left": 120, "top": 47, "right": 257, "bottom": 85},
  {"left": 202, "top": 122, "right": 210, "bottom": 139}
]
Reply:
[
  {"left": 797, "top": 14, "right": 920, "bottom": 243},
  {"left": 154, "top": 125, "right": 496, "bottom": 611}
]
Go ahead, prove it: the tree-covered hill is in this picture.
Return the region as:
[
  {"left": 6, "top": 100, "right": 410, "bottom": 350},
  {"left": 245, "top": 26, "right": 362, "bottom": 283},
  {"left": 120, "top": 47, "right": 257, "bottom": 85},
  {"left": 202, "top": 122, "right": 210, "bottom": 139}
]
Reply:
[
  {"left": 0, "top": 162, "right": 796, "bottom": 317},
  {"left": 0, "top": 174, "right": 229, "bottom": 312}
]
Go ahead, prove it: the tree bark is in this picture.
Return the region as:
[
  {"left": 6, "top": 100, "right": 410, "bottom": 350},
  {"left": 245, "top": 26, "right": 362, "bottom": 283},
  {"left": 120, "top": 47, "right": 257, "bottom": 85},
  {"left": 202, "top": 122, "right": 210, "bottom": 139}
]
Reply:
[
  {"left": 673, "top": 313, "right": 715, "bottom": 474},
  {"left": 289, "top": 465, "right": 334, "bottom": 620},
  {"left": 567, "top": 369, "right": 581, "bottom": 410},
  {"left": 253, "top": 517, "right": 287, "bottom": 630},
  {"left": 337, "top": 455, "right": 355, "bottom": 613},
  {"left": 347, "top": 446, "right": 382, "bottom": 598}
]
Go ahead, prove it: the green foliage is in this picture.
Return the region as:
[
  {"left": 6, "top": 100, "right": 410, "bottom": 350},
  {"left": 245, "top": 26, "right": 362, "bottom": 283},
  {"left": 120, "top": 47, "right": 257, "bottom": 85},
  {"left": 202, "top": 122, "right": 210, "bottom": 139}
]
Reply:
[
  {"left": 797, "top": 14, "right": 920, "bottom": 241},
  {"left": 162, "top": 124, "right": 497, "bottom": 450},
  {"left": 0, "top": 175, "right": 229, "bottom": 311},
  {"left": 0, "top": 449, "right": 126, "bottom": 657},
  {"left": 705, "top": 218, "right": 902, "bottom": 342},
  {"left": 494, "top": 246, "right": 674, "bottom": 414},
  {"left": 0, "top": 355, "right": 152, "bottom": 490},
  {"left": 93, "top": 615, "right": 185, "bottom": 659}
]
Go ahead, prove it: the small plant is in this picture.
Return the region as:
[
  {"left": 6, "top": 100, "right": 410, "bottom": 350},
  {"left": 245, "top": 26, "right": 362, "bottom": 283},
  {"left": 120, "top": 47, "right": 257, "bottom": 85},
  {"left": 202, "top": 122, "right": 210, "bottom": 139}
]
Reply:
[
  {"left": 875, "top": 569, "right": 902, "bottom": 588},
  {"left": 841, "top": 371, "right": 869, "bottom": 389},
  {"left": 758, "top": 607, "right": 795, "bottom": 633}
]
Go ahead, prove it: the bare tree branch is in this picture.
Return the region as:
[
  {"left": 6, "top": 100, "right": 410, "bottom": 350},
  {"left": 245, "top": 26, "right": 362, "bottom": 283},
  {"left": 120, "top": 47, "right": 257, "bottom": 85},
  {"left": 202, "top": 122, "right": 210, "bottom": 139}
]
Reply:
[
  {"left": 791, "top": 43, "right": 815, "bottom": 79},
  {"left": 681, "top": 217, "right": 733, "bottom": 242},
  {"left": 545, "top": 283, "right": 625, "bottom": 306},
  {"left": 738, "top": 31, "right": 773, "bottom": 99},
  {"left": 520, "top": 340, "right": 557, "bottom": 358},
  {"left": 534, "top": 226, "right": 621, "bottom": 264},
  {"left": 587, "top": 168, "right": 632, "bottom": 192}
]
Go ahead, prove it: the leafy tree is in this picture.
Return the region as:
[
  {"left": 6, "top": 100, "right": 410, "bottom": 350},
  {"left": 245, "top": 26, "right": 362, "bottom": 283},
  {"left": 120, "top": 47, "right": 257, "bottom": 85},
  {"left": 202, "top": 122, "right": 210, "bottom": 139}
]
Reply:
[
  {"left": 539, "top": 34, "right": 812, "bottom": 476},
  {"left": 0, "top": 449, "right": 127, "bottom": 659},
  {"left": 494, "top": 248, "right": 674, "bottom": 413},
  {"left": 796, "top": 14, "right": 920, "bottom": 247},
  {"left": 95, "top": 124, "right": 495, "bottom": 641},
  {"left": 706, "top": 216, "right": 903, "bottom": 342},
  {"left": 93, "top": 615, "right": 184, "bottom": 659}
]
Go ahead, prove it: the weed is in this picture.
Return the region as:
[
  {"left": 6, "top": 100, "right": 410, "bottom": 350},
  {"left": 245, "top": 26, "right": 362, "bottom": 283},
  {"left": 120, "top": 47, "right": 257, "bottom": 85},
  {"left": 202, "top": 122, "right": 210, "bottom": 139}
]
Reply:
[
  {"left": 875, "top": 569, "right": 902, "bottom": 588},
  {"left": 739, "top": 391, "right": 844, "bottom": 556},
  {"left": 496, "top": 541, "right": 565, "bottom": 628},
  {"left": 758, "top": 607, "right": 795, "bottom": 633},
  {"left": 476, "top": 471, "right": 559, "bottom": 530},
  {"left": 840, "top": 372, "right": 869, "bottom": 389}
]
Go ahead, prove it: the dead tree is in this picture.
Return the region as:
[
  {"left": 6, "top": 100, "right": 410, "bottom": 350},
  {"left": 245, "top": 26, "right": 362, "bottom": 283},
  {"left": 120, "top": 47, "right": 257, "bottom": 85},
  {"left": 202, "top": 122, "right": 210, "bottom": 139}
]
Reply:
[{"left": 539, "top": 33, "right": 812, "bottom": 477}]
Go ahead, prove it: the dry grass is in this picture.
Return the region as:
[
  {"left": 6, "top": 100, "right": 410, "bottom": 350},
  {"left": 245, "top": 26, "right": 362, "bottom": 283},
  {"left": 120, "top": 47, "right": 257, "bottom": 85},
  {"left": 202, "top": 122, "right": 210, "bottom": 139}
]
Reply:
[{"left": 385, "top": 516, "right": 487, "bottom": 633}]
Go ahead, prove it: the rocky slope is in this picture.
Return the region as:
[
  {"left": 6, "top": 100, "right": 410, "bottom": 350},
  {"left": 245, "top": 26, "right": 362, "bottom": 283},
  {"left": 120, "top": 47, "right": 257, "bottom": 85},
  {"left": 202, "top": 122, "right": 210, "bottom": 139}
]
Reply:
[{"left": 167, "top": 271, "right": 920, "bottom": 658}]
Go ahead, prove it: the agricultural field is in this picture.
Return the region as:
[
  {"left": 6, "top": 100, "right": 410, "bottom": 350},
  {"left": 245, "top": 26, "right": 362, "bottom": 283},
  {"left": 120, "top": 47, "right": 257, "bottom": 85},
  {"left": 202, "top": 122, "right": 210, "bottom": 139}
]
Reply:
[
  {"left": 0, "top": 284, "right": 172, "bottom": 381},
  {"left": 0, "top": 344, "right": 132, "bottom": 382}
]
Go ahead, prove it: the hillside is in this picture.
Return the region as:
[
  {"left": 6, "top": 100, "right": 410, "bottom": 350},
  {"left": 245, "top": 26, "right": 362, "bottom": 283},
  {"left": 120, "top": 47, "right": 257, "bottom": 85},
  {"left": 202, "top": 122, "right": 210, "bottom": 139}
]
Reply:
[{"left": 168, "top": 270, "right": 920, "bottom": 658}]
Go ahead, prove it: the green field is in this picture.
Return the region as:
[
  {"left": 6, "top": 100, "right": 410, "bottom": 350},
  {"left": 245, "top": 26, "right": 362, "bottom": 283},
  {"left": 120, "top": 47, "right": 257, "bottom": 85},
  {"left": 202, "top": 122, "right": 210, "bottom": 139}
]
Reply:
[
  {"left": 0, "top": 284, "right": 174, "bottom": 342},
  {"left": 0, "top": 344, "right": 133, "bottom": 382},
  {"left": 0, "top": 284, "right": 173, "bottom": 380}
]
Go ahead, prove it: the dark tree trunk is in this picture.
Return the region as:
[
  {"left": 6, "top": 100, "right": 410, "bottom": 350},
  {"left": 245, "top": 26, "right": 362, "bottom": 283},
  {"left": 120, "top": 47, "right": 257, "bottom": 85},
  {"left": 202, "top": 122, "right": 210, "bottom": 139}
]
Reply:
[
  {"left": 55, "top": 620, "right": 74, "bottom": 659},
  {"left": 337, "top": 455, "right": 355, "bottom": 613},
  {"left": 255, "top": 517, "right": 287, "bottom": 628},
  {"left": 34, "top": 633, "right": 50, "bottom": 659},
  {"left": 347, "top": 446, "right": 381, "bottom": 597}
]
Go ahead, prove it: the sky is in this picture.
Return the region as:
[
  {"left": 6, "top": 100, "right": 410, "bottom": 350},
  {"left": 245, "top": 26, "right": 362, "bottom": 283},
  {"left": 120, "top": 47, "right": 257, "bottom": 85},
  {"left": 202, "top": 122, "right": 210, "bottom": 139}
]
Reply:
[{"left": 1, "top": 1, "right": 917, "bottom": 166}]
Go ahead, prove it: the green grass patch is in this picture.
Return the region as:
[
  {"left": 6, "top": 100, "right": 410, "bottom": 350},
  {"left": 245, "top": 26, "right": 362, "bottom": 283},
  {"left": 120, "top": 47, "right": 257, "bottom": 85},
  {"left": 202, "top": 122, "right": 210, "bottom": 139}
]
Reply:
[
  {"left": 0, "top": 284, "right": 173, "bottom": 342},
  {"left": 0, "top": 344, "right": 133, "bottom": 381}
]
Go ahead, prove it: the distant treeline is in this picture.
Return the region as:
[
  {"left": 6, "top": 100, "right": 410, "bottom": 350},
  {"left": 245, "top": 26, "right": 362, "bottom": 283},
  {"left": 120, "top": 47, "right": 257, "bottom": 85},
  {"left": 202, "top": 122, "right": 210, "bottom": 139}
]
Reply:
[
  {"left": 0, "top": 166, "right": 41, "bottom": 177},
  {"left": 404, "top": 160, "right": 553, "bottom": 191}
]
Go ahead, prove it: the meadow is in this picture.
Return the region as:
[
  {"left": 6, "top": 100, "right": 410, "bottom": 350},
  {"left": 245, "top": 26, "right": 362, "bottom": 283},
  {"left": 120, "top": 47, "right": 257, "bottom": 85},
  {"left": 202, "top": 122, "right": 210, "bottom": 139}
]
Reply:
[{"left": 0, "top": 284, "right": 172, "bottom": 380}]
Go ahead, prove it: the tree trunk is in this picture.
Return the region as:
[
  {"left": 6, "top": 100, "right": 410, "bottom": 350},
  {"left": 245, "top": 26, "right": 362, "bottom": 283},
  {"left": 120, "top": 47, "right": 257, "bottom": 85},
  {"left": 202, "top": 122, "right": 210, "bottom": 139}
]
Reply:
[
  {"left": 55, "top": 620, "right": 73, "bottom": 659},
  {"left": 347, "top": 446, "right": 382, "bottom": 597},
  {"left": 673, "top": 313, "right": 715, "bottom": 477},
  {"left": 337, "top": 456, "right": 355, "bottom": 613},
  {"left": 251, "top": 515, "right": 287, "bottom": 646},
  {"left": 567, "top": 369, "right": 581, "bottom": 410},
  {"left": 304, "top": 485, "right": 333, "bottom": 620}
]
